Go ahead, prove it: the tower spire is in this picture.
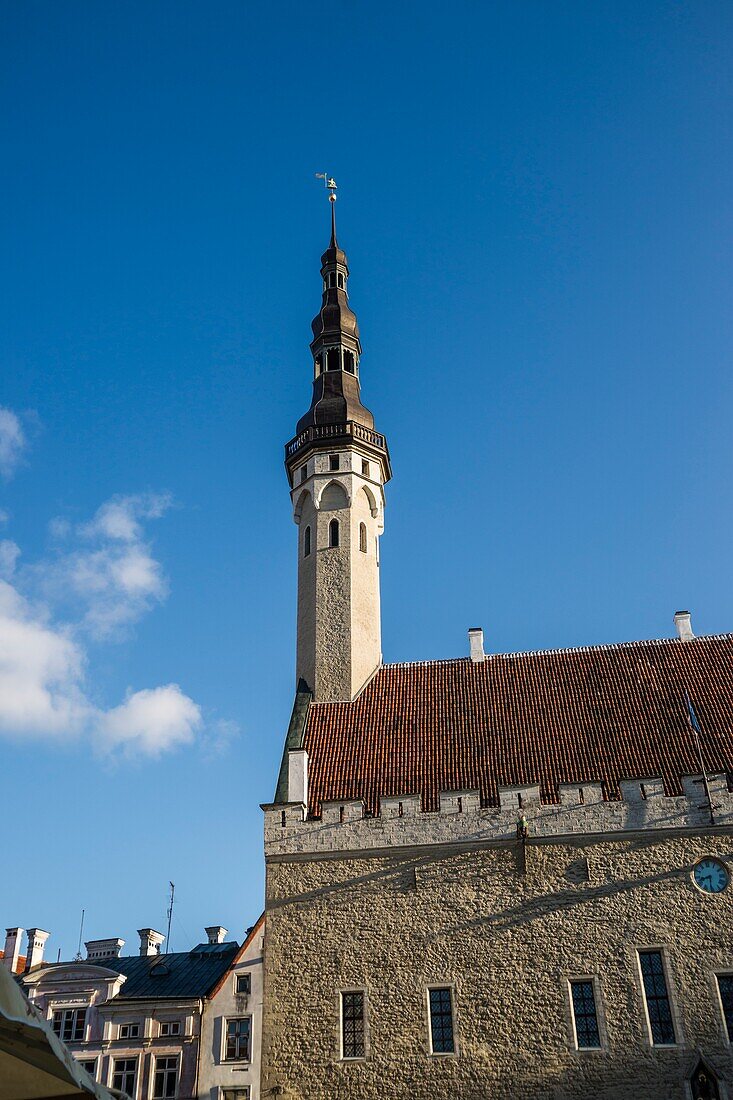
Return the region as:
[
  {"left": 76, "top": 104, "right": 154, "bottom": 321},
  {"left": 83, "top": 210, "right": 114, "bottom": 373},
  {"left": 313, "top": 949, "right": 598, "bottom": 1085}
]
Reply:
[{"left": 284, "top": 195, "right": 392, "bottom": 702}]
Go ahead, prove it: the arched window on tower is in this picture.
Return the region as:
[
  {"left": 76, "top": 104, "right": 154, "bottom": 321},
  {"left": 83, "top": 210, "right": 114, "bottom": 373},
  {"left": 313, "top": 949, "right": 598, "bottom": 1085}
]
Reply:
[
  {"left": 326, "top": 348, "right": 341, "bottom": 372},
  {"left": 304, "top": 525, "right": 311, "bottom": 557},
  {"left": 343, "top": 350, "right": 355, "bottom": 374},
  {"left": 329, "top": 519, "right": 340, "bottom": 548},
  {"left": 314, "top": 355, "right": 322, "bottom": 377},
  {"left": 359, "top": 522, "right": 367, "bottom": 553},
  {"left": 328, "top": 272, "right": 336, "bottom": 288},
  {"left": 337, "top": 272, "right": 344, "bottom": 289}
]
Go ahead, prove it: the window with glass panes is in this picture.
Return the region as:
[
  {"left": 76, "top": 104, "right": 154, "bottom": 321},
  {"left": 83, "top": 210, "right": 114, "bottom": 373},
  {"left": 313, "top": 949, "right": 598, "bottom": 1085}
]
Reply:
[
  {"left": 52, "top": 1007, "right": 87, "bottom": 1042},
  {"left": 639, "top": 951, "right": 676, "bottom": 1044},
  {"left": 112, "top": 1059, "right": 137, "bottom": 1095},
  {"left": 222, "top": 1090, "right": 250, "bottom": 1100},
  {"left": 718, "top": 975, "right": 733, "bottom": 1040},
  {"left": 428, "top": 987, "right": 455, "bottom": 1053},
  {"left": 152, "top": 1055, "right": 178, "bottom": 1099},
  {"left": 225, "top": 1017, "right": 251, "bottom": 1061},
  {"left": 77, "top": 1058, "right": 96, "bottom": 1079},
  {"left": 570, "top": 980, "right": 601, "bottom": 1048},
  {"left": 340, "top": 991, "right": 365, "bottom": 1058}
]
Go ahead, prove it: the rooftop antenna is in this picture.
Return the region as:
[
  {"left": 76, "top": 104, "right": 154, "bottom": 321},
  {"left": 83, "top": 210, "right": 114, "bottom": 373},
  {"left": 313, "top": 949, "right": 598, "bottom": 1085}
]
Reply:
[
  {"left": 165, "top": 882, "right": 175, "bottom": 954},
  {"left": 74, "top": 908, "right": 85, "bottom": 962}
]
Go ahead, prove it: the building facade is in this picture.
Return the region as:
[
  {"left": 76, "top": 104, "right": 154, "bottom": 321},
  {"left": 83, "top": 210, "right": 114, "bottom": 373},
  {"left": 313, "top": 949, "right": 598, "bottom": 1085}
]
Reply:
[
  {"left": 260, "top": 199, "right": 733, "bottom": 1100},
  {"left": 11, "top": 921, "right": 263, "bottom": 1100}
]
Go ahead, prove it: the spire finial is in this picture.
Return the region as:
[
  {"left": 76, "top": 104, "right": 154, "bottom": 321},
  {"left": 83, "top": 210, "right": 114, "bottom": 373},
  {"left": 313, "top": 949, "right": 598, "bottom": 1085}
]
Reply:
[{"left": 315, "top": 172, "right": 338, "bottom": 245}]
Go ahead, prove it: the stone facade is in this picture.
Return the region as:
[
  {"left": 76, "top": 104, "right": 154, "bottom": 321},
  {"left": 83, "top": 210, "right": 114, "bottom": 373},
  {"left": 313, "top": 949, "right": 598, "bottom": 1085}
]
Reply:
[
  {"left": 261, "top": 781, "right": 733, "bottom": 1099},
  {"left": 292, "top": 446, "right": 385, "bottom": 703}
]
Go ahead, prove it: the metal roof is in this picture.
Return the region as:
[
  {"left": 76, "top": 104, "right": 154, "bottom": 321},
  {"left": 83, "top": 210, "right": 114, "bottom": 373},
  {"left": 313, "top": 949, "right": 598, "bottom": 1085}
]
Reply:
[{"left": 104, "top": 941, "right": 239, "bottom": 1000}]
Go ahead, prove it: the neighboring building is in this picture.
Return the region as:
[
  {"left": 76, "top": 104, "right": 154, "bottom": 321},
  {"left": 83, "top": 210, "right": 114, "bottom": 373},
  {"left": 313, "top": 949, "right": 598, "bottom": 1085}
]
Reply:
[
  {"left": 260, "top": 195, "right": 733, "bottom": 1099},
  {"left": 199, "top": 914, "right": 265, "bottom": 1100},
  {"left": 12, "top": 923, "right": 251, "bottom": 1099}
]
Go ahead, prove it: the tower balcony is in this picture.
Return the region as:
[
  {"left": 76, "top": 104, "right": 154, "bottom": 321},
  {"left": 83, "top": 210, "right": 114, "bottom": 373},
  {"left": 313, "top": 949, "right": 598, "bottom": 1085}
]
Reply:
[{"left": 285, "top": 420, "right": 392, "bottom": 484}]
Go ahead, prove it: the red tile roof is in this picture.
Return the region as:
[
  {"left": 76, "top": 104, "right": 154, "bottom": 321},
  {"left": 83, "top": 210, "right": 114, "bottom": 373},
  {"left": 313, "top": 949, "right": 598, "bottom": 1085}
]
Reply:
[
  {"left": 303, "top": 635, "right": 733, "bottom": 816},
  {"left": 0, "top": 952, "right": 26, "bottom": 974}
]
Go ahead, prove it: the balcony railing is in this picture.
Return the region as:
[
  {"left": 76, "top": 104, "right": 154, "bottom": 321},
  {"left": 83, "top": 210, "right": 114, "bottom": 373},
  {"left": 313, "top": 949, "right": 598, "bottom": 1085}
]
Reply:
[{"left": 285, "top": 421, "right": 388, "bottom": 460}]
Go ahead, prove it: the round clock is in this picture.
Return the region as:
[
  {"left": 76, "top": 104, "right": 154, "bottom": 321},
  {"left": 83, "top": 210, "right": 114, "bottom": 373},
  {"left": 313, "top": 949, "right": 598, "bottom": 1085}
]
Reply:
[{"left": 693, "top": 858, "right": 730, "bottom": 894}]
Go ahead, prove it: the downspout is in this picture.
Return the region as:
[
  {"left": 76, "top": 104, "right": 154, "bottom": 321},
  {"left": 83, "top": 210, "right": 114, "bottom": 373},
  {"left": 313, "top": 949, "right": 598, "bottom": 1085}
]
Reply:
[{"left": 192, "top": 997, "right": 203, "bottom": 1100}]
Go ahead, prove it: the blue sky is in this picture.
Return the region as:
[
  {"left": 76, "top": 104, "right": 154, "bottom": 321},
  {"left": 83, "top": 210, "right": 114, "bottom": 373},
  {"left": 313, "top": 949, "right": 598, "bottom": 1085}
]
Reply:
[{"left": 2, "top": 0, "right": 731, "bottom": 959}]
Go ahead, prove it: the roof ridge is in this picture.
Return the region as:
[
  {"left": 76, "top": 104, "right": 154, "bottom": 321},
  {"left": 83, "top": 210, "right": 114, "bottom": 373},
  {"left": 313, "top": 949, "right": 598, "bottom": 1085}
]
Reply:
[{"left": 376, "top": 633, "right": 733, "bottom": 670}]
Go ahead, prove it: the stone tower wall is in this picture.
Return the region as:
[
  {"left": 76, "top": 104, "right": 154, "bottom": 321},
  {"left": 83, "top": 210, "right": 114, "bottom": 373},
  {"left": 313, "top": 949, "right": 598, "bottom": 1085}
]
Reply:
[{"left": 293, "top": 446, "right": 384, "bottom": 701}]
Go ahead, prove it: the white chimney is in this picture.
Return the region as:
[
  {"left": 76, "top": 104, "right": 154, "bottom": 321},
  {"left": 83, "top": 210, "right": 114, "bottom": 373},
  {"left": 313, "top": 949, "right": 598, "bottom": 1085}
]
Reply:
[
  {"left": 3, "top": 928, "right": 24, "bottom": 972},
  {"left": 85, "top": 938, "right": 125, "bottom": 961},
  {"left": 138, "top": 928, "right": 165, "bottom": 957},
  {"left": 468, "top": 627, "right": 485, "bottom": 663},
  {"left": 24, "top": 929, "right": 50, "bottom": 972},
  {"left": 674, "top": 610, "right": 694, "bottom": 642},
  {"left": 288, "top": 749, "right": 309, "bottom": 806},
  {"left": 205, "top": 926, "right": 228, "bottom": 945}
]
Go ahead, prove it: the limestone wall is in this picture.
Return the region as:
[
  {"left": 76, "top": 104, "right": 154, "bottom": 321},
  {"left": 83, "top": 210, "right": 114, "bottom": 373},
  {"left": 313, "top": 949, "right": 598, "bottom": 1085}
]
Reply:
[{"left": 261, "top": 779, "right": 733, "bottom": 1099}]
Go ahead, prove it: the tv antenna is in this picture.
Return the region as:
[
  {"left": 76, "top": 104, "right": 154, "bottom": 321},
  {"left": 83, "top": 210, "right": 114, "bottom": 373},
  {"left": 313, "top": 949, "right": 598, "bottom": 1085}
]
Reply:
[
  {"left": 165, "top": 882, "right": 175, "bottom": 954},
  {"left": 74, "top": 908, "right": 85, "bottom": 962}
]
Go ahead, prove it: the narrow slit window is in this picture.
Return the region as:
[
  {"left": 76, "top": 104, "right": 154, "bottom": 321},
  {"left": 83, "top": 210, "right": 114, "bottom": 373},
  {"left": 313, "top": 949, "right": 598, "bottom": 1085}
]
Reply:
[
  {"left": 329, "top": 519, "right": 339, "bottom": 548},
  {"left": 314, "top": 355, "right": 322, "bottom": 377},
  {"left": 570, "top": 980, "right": 601, "bottom": 1048},
  {"left": 717, "top": 975, "right": 733, "bottom": 1040},
  {"left": 341, "top": 991, "right": 365, "bottom": 1059},
  {"left": 304, "top": 525, "right": 311, "bottom": 557},
  {"left": 428, "top": 988, "right": 455, "bottom": 1054},
  {"left": 361, "top": 459, "right": 369, "bottom": 476},
  {"left": 639, "top": 950, "right": 676, "bottom": 1045},
  {"left": 300, "top": 465, "right": 308, "bottom": 484},
  {"left": 359, "top": 523, "right": 367, "bottom": 553}
]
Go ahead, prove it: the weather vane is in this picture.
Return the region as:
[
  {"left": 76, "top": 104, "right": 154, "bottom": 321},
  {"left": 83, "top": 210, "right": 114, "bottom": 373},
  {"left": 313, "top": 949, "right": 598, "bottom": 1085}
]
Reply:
[{"left": 315, "top": 172, "right": 338, "bottom": 203}]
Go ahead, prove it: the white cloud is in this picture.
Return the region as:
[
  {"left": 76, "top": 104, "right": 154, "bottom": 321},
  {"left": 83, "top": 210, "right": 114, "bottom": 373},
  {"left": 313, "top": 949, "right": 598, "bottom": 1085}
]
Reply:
[
  {"left": 100, "top": 685, "right": 202, "bottom": 757},
  {"left": 0, "top": 581, "right": 90, "bottom": 737},
  {"left": 0, "top": 540, "right": 20, "bottom": 579},
  {"left": 36, "top": 493, "right": 173, "bottom": 639},
  {"left": 0, "top": 492, "right": 220, "bottom": 760},
  {"left": 0, "top": 408, "right": 27, "bottom": 480}
]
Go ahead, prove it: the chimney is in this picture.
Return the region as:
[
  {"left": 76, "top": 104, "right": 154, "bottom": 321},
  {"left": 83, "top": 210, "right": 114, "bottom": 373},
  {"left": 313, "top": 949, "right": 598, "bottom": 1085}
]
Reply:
[
  {"left": 468, "top": 627, "right": 485, "bottom": 663},
  {"left": 137, "top": 928, "right": 165, "bottom": 957},
  {"left": 674, "top": 610, "right": 694, "bottom": 642},
  {"left": 85, "top": 938, "right": 125, "bottom": 961},
  {"left": 287, "top": 748, "right": 308, "bottom": 805},
  {"left": 3, "top": 928, "right": 24, "bottom": 973},
  {"left": 205, "top": 926, "right": 228, "bottom": 945},
  {"left": 24, "top": 929, "right": 50, "bottom": 972}
]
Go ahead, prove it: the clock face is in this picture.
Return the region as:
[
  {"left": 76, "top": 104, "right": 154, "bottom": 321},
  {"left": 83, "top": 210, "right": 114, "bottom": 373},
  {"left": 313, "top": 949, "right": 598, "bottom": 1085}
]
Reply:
[{"left": 693, "top": 858, "right": 730, "bottom": 894}]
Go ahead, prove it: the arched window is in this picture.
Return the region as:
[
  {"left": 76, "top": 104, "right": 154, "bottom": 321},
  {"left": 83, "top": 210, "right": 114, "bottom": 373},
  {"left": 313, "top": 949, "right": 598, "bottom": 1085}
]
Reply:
[
  {"left": 337, "top": 272, "right": 344, "bottom": 289},
  {"left": 314, "top": 355, "right": 322, "bottom": 377},
  {"left": 328, "top": 272, "right": 336, "bottom": 288},
  {"left": 343, "top": 350, "right": 355, "bottom": 374},
  {"left": 304, "top": 525, "right": 311, "bottom": 557},
  {"left": 326, "top": 348, "right": 340, "bottom": 372},
  {"left": 329, "top": 519, "right": 340, "bottom": 548},
  {"left": 359, "top": 523, "right": 367, "bottom": 553}
]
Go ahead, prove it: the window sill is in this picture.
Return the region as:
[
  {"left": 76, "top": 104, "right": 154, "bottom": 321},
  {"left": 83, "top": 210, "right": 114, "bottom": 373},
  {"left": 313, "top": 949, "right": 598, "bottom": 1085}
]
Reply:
[
  {"left": 428, "top": 1050, "right": 458, "bottom": 1058},
  {"left": 338, "top": 1056, "right": 368, "bottom": 1064}
]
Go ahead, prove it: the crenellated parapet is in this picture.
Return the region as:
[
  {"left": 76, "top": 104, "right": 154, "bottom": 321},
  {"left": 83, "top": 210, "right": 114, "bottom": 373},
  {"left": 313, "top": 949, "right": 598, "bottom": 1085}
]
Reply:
[{"left": 262, "top": 772, "right": 733, "bottom": 859}]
